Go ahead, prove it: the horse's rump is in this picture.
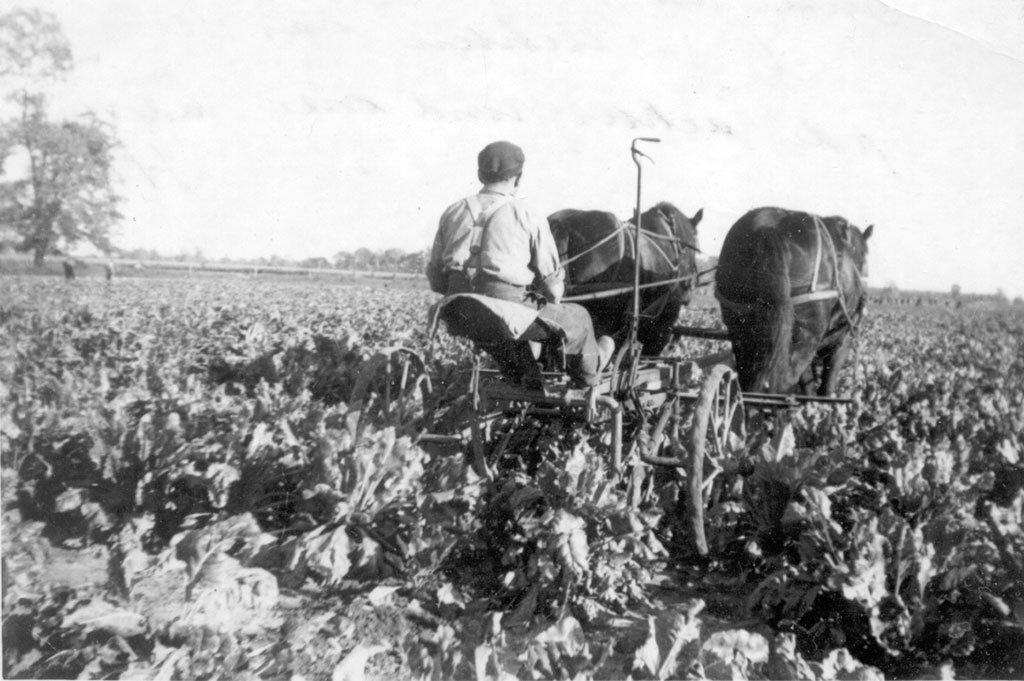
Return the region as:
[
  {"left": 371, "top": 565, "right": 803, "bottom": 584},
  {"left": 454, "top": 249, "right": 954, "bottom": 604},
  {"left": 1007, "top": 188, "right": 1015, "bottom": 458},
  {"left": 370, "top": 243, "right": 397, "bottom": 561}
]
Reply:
[{"left": 716, "top": 207, "right": 871, "bottom": 394}]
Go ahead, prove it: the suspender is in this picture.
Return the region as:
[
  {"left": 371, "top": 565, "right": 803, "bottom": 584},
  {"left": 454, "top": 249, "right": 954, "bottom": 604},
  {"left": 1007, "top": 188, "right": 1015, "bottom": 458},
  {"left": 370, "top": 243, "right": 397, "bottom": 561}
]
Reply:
[{"left": 465, "top": 194, "right": 510, "bottom": 271}]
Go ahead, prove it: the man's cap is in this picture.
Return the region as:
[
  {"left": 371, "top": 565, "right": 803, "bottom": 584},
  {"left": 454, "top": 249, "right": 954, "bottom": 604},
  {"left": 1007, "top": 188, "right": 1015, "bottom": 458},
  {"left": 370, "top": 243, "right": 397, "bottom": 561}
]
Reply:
[{"left": 478, "top": 141, "right": 524, "bottom": 183}]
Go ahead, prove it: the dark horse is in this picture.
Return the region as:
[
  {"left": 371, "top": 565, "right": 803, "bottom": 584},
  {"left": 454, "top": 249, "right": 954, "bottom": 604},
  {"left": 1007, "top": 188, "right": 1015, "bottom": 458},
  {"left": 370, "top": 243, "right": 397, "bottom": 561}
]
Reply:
[
  {"left": 548, "top": 202, "right": 703, "bottom": 356},
  {"left": 715, "top": 207, "right": 873, "bottom": 396}
]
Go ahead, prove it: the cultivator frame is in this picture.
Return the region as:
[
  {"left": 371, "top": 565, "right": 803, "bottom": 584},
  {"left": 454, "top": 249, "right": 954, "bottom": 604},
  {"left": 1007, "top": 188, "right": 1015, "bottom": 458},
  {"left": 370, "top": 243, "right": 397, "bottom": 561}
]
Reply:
[{"left": 391, "top": 139, "right": 853, "bottom": 556}]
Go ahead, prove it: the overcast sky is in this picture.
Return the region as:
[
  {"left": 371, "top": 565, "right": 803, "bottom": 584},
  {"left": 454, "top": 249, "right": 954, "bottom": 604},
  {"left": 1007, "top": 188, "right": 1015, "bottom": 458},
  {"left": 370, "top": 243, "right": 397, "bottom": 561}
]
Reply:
[{"left": 9, "top": 0, "right": 1024, "bottom": 296}]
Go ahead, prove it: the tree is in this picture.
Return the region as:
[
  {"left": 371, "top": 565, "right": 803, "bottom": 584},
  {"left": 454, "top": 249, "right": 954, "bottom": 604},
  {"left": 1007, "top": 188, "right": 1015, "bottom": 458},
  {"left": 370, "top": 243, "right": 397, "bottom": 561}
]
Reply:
[
  {"left": 0, "top": 8, "right": 71, "bottom": 85},
  {"left": 352, "top": 247, "right": 376, "bottom": 271},
  {"left": 0, "top": 8, "right": 121, "bottom": 264},
  {"left": 333, "top": 250, "right": 353, "bottom": 269},
  {"left": 398, "top": 250, "right": 426, "bottom": 274},
  {"left": 380, "top": 247, "right": 405, "bottom": 271},
  {"left": 1, "top": 98, "right": 122, "bottom": 263},
  {"left": 300, "top": 256, "right": 330, "bottom": 269}
]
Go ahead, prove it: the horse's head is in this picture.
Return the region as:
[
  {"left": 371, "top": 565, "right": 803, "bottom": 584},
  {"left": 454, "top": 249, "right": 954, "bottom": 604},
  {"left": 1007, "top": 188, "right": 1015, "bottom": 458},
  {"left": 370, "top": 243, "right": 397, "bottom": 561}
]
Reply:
[
  {"left": 646, "top": 202, "right": 703, "bottom": 249},
  {"left": 643, "top": 202, "right": 703, "bottom": 286},
  {"left": 852, "top": 223, "right": 873, "bottom": 278},
  {"left": 826, "top": 216, "right": 873, "bottom": 279}
]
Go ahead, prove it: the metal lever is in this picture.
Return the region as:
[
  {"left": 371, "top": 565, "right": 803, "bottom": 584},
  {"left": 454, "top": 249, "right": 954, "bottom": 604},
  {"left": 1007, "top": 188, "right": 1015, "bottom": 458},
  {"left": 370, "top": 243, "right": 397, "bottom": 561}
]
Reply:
[
  {"left": 631, "top": 137, "right": 661, "bottom": 166},
  {"left": 628, "top": 137, "right": 661, "bottom": 352}
]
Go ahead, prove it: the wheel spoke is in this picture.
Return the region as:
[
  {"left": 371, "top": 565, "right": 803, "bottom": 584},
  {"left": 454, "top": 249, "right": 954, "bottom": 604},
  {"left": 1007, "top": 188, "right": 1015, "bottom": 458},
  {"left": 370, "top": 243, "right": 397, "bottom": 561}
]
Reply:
[
  {"left": 701, "top": 467, "right": 721, "bottom": 495},
  {"left": 688, "top": 364, "right": 747, "bottom": 557}
]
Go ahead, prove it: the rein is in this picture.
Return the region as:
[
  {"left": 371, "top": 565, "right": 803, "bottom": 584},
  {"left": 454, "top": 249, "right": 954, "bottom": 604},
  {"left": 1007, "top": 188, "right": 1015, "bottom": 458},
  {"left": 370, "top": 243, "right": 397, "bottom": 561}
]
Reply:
[
  {"left": 636, "top": 228, "right": 701, "bottom": 253},
  {"left": 695, "top": 264, "right": 717, "bottom": 286},
  {"left": 556, "top": 209, "right": 704, "bottom": 306},
  {"left": 557, "top": 222, "right": 630, "bottom": 271},
  {"left": 563, "top": 272, "right": 697, "bottom": 303},
  {"left": 556, "top": 215, "right": 700, "bottom": 275}
]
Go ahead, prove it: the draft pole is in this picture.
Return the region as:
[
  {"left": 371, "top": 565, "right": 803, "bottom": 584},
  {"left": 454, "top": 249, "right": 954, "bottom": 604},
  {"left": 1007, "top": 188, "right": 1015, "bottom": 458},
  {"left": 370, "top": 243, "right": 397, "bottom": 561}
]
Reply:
[{"left": 629, "top": 137, "right": 660, "bottom": 349}]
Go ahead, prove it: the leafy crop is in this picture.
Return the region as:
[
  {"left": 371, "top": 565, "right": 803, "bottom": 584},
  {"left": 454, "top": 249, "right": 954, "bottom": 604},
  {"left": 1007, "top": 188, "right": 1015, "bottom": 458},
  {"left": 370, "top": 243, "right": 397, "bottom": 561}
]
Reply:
[
  {"left": 2, "top": 276, "right": 1023, "bottom": 680},
  {"left": 737, "top": 308, "right": 1024, "bottom": 679}
]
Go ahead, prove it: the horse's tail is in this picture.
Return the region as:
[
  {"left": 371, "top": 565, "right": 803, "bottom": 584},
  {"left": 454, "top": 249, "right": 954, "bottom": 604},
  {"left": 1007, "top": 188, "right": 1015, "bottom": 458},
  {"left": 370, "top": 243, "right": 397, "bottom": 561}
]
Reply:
[
  {"left": 759, "top": 229, "right": 795, "bottom": 392},
  {"left": 718, "top": 222, "right": 794, "bottom": 392}
]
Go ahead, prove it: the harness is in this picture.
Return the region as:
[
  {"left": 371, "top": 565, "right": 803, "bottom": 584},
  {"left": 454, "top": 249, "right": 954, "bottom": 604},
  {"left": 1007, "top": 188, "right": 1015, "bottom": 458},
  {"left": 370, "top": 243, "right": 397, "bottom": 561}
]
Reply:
[
  {"left": 637, "top": 227, "right": 702, "bottom": 253},
  {"left": 557, "top": 215, "right": 701, "bottom": 274},
  {"left": 808, "top": 215, "right": 863, "bottom": 334},
  {"left": 716, "top": 214, "right": 865, "bottom": 334},
  {"left": 558, "top": 212, "right": 701, "bottom": 311}
]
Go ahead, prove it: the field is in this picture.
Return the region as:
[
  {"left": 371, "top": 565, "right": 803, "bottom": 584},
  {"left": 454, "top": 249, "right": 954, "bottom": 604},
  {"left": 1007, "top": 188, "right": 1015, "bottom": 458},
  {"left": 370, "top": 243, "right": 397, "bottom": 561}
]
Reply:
[{"left": 2, "top": 274, "right": 1023, "bottom": 680}]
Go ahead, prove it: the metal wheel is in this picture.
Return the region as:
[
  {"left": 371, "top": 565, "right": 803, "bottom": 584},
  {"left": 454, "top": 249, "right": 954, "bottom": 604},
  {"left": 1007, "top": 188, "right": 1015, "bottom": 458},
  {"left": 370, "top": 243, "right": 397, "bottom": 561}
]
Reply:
[
  {"left": 687, "top": 363, "right": 746, "bottom": 556},
  {"left": 348, "top": 346, "right": 433, "bottom": 428}
]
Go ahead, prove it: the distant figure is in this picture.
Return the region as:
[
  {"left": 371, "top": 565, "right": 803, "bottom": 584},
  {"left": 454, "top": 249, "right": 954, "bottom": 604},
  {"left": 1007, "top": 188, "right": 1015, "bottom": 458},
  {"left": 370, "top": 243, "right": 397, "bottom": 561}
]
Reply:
[
  {"left": 104, "top": 261, "right": 115, "bottom": 281},
  {"left": 63, "top": 258, "right": 75, "bottom": 280}
]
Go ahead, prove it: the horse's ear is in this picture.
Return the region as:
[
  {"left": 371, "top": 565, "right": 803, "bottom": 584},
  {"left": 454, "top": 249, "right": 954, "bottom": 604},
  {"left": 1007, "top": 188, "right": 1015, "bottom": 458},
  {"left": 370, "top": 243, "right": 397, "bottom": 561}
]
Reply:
[
  {"left": 864, "top": 224, "right": 874, "bottom": 240},
  {"left": 692, "top": 208, "right": 703, "bottom": 229}
]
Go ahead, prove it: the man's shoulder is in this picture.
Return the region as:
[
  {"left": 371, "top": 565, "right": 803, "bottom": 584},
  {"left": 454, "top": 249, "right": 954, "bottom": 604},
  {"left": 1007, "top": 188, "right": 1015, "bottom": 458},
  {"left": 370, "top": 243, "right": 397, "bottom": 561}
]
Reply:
[
  {"left": 440, "top": 196, "right": 475, "bottom": 222},
  {"left": 445, "top": 194, "right": 477, "bottom": 210}
]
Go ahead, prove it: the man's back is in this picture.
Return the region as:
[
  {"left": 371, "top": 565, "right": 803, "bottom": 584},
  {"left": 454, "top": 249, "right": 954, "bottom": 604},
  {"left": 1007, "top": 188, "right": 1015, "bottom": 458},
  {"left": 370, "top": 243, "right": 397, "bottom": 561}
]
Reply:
[{"left": 429, "top": 188, "right": 563, "bottom": 303}]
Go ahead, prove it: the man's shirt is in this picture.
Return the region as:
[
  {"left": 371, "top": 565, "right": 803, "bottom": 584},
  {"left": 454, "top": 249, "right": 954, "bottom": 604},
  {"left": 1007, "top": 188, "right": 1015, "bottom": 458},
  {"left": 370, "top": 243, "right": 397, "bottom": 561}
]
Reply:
[{"left": 428, "top": 188, "right": 565, "bottom": 302}]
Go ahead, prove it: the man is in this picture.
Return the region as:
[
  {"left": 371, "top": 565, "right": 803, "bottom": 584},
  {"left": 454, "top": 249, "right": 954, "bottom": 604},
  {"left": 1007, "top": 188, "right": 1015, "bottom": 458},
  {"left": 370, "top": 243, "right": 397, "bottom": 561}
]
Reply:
[{"left": 428, "top": 140, "right": 612, "bottom": 388}]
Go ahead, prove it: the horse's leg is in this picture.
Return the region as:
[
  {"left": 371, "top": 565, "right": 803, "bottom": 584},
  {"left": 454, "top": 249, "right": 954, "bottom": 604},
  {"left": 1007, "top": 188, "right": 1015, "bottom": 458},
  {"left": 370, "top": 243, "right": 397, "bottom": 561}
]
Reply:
[
  {"left": 787, "top": 304, "right": 827, "bottom": 394},
  {"left": 641, "top": 296, "right": 682, "bottom": 356},
  {"left": 818, "top": 334, "right": 851, "bottom": 397}
]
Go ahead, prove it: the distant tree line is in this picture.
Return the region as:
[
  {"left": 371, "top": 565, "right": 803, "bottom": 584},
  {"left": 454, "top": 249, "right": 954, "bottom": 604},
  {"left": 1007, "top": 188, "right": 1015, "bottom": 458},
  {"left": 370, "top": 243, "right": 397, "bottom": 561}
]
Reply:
[
  {"left": 108, "top": 246, "right": 430, "bottom": 275},
  {"left": 331, "top": 248, "right": 426, "bottom": 273}
]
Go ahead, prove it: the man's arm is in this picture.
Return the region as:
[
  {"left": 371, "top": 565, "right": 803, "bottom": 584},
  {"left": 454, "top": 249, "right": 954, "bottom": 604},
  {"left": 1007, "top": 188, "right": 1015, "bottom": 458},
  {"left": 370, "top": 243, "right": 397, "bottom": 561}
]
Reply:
[
  {"left": 426, "top": 201, "right": 472, "bottom": 294},
  {"left": 425, "top": 215, "right": 450, "bottom": 294},
  {"left": 530, "top": 214, "right": 565, "bottom": 304}
]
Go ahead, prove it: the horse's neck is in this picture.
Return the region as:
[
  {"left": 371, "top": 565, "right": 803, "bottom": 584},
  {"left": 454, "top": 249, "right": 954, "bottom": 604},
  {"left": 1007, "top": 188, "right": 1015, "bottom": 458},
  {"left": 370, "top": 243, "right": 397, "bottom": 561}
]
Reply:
[
  {"left": 817, "top": 221, "right": 866, "bottom": 304},
  {"left": 641, "top": 216, "right": 689, "bottom": 272}
]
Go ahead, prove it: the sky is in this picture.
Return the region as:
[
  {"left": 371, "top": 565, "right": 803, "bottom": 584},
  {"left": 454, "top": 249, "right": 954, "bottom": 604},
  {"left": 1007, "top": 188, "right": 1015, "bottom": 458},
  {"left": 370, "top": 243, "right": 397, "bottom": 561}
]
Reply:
[{"left": 5, "top": 0, "right": 1024, "bottom": 297}]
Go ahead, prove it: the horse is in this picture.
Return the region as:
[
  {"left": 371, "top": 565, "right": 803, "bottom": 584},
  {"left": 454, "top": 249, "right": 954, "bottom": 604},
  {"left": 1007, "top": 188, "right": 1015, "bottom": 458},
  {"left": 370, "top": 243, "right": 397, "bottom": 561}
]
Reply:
[
  {"left": 714, "top": 207, "right": 873, "bottom": 396},
  {"left": 548, "top": 202, "right": 703, "bottom": 356}
]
